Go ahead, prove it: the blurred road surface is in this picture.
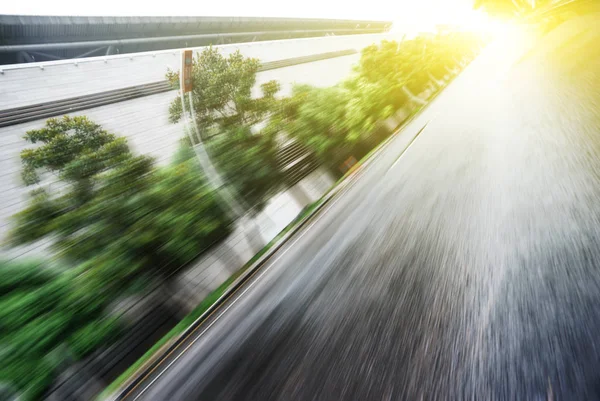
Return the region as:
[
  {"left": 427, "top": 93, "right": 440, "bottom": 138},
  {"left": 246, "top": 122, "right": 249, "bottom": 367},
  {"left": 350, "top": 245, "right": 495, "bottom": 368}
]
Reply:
[{"left": 132, "top": 12, "right": 600, "bottom": 401}]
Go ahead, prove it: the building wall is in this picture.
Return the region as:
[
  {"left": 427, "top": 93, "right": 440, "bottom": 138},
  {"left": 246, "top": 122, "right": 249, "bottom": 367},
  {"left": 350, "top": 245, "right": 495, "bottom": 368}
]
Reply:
[{"left": 0, "top": 33, "right": 388, "bottom": 109}]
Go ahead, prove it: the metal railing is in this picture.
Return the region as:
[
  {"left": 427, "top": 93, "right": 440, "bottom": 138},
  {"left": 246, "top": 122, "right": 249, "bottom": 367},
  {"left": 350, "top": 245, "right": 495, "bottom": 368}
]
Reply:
[{"left": 0, "top": 49, "right": 357, "bottom": 128}]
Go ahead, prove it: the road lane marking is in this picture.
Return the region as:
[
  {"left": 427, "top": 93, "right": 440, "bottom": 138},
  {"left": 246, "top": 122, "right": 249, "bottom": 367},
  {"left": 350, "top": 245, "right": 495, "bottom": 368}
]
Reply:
[{"left": 388, "top": 120, "right": 431, "bottom": 173}]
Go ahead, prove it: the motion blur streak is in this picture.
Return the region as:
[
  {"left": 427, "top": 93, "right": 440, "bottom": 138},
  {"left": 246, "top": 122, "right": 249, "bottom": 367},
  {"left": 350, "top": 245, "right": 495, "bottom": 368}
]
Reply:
[{"left": 137, "top": 12, "right": 600, "bottom": 401}]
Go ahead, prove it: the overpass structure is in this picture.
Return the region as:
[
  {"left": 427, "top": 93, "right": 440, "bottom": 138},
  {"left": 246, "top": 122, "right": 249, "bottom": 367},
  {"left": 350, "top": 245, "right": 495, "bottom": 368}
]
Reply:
[{"left": 0, "top": 15, "right": 391, "bottom": 65}]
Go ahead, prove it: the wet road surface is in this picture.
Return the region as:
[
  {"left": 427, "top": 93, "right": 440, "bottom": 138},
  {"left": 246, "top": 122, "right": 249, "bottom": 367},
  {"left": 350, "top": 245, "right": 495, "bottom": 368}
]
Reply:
[{"left": 134, "top": 13, "right": 600, "bottom": 401}]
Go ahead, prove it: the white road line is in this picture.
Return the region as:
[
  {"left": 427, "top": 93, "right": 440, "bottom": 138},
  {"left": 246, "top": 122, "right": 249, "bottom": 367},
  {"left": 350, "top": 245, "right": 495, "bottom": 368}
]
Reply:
[{"left": 388, "top": 120, "right": 431, "bottom": 173}]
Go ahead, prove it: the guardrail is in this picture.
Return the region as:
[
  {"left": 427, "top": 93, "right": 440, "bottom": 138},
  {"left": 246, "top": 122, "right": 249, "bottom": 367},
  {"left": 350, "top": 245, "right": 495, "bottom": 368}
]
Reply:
[
  {"left": 0, "top": 49, "right": 357, "bottom": 128},
  {"left": 0, "top": 82, "right": 172, "bottom": 128}
]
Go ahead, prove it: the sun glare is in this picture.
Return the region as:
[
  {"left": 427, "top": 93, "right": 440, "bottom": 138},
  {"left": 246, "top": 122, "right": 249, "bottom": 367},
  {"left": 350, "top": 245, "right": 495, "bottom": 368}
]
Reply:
[
  {"left": 459, "top": 11, "right": 513, "bottom": 36},
  {"left": 390, "top": 0, "right": 512, "bottom": 39}
]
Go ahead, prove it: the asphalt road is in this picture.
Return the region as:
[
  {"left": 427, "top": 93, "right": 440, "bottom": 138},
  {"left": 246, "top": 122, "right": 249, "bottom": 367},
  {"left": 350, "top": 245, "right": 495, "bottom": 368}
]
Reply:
[{"left": 132, "top": 13, "right": 600, "bottom": 401}]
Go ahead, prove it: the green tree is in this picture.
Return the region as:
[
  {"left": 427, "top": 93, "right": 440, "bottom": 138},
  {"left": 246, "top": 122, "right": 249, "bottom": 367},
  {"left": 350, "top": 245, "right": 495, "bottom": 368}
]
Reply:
[
  {"left": 282, "top": 84, "right": 355, "bottom": 167},
  {"left": 280, "top": 40, "right": 421, "bottom": 167},
  {"left": 166, "top": 47, "right": 284, "bottom": 212},
  {"left": 206, "top": 126, "right": 283, "bottom": 212},
  {"left": 352, "top": 38, "right": 434, "bottom": 110},
  {"left": 399, "top": 37, "right": 440, "bottom": 94},
  {"left": 10, "top": 116, "right": 231, "bottom": 293},
  {"left": 281, "top": 80, "right": 397, "bottom": 170},
  {"left": 277, "top": 42, "right": 408, "bottom": 169},
  {"left": 12, "top": 116, "right": 144, "bottom": 248},
  {"left": 355, "top": 40, "right": 412, "bottom": 108},
  {"left": 282, "top": 33, "right": 483, "bottom": 170},
  {"left": 166, "top": 47, "right": 279, "bottom": 135},
  {"left": 0, "top": 260, "right": 120, "bottom": 401}
]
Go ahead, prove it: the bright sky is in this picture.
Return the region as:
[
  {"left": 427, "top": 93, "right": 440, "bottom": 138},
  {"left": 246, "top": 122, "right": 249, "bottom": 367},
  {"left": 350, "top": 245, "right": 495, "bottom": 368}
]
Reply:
[{"left": 1, "top": 0, "right": 490, "bottom": 33}]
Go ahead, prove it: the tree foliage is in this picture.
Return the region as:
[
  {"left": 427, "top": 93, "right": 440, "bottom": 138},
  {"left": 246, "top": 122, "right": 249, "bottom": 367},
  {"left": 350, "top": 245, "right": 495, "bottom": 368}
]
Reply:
[
  {"left": 281, "top": 84, "right": 356, "bottom": 166},
  {"left": 166, "top": 47, "right": 284, "bottom": 211},
  {"left": 19, "top": 116, "right": 131, "bottom": 204},
  {"left": 207, "top": 126, "right": 283, "bottom": 212},
  {"left": 278, "top": 32, "right": 484, "bottom": 169},
  {"left": 11, "top": 116, "right": 232, "bottom": 291},
  {"left": 0, "top": 260, "right": 120, "bottom": 401},
  {"left": 167, "top": 47, "right": 279, "bottom": 134}
]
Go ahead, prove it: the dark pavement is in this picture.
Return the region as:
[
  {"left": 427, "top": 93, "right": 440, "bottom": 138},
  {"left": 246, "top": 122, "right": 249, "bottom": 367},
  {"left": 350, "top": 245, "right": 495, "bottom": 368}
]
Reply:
[{"left": 133, "top": 13, "right": 600, "bottom": 401}]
